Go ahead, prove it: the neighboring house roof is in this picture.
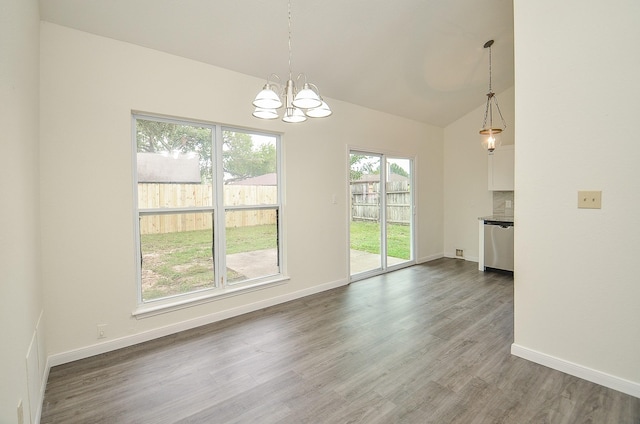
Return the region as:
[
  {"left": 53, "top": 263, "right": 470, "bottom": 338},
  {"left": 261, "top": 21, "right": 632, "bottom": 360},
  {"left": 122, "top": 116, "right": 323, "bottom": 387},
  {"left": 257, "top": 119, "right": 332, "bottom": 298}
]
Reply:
[
  {"left": 227, "top": 173, "right": 277, "bottom": 186},
  {"left": 137, "top": 152, "right": 201, "bottom": 183}
]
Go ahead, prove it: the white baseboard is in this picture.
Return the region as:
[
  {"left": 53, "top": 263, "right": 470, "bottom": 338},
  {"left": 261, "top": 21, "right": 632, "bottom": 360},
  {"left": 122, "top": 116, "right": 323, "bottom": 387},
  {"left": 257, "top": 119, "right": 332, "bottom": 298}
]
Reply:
[
  {"left": 417, "top": 253, "right": 444, "bottom": 264},
  {"left": 48, "top": 277, "right": 349, "bottom": 368},
  {"left": 511, "top": 343, "right": 640, "bottom": 398},
  {"left": 443, "top": 252, "right": 479, "bottom": 263}
]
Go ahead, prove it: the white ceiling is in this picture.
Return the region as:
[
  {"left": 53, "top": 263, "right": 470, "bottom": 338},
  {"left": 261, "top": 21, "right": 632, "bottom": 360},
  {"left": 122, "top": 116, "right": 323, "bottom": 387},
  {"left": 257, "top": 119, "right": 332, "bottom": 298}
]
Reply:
[{"left": 39, "top": 0, "right": 514, "bottom": 128}]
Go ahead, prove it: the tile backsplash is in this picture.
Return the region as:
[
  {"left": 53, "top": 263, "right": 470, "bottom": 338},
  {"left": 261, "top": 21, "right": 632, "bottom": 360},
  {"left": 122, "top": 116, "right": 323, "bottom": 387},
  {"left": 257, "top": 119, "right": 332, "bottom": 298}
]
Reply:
[{"left": 493, "top": 191, "right": 514, "bottom": 216}]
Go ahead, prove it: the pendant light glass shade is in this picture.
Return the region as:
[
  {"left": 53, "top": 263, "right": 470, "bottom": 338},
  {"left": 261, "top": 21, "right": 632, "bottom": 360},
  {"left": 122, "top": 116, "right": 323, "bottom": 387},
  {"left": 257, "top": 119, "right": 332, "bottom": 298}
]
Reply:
[
  {"left": 305, "top": 101, "right": 332, "bottom": 118},
  {"left": 480, "top": 128, "right": 502, "bottom": 153},
  {"left": 292, "top": 83, "right": 322, "bottom": 109},
  {"left": 253, "top": 84, "right": 282, "bottom": 109}
]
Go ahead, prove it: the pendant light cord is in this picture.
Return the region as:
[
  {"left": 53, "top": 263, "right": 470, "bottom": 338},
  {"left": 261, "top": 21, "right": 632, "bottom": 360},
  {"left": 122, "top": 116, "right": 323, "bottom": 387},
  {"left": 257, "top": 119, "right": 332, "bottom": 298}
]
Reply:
[{"left": 287, "top": 0, "right": 293, "bottom": 81}]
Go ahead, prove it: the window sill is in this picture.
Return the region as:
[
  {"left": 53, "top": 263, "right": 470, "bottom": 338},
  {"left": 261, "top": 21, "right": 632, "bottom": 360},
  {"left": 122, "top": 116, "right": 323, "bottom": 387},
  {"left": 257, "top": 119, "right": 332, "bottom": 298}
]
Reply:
[{"left": 132, "top": 275, "right": 289, "bottom": 319}]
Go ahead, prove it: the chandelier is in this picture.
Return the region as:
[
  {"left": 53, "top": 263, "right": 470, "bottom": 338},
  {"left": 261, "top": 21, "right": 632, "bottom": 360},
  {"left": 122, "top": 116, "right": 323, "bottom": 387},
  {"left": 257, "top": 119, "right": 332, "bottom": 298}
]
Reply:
[
  {"left": 479, "top": 40, "right": 507, "bottom": 153},
  {"left": 252, "top": 0, "right": 331, "bottom": 123}
]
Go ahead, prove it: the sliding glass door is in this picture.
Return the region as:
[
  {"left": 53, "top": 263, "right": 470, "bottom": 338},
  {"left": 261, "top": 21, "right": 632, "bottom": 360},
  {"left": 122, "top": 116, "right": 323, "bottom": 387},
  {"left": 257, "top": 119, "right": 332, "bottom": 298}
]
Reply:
[{"left": 349, "top": 151, "right": 414, "bottom": 280}]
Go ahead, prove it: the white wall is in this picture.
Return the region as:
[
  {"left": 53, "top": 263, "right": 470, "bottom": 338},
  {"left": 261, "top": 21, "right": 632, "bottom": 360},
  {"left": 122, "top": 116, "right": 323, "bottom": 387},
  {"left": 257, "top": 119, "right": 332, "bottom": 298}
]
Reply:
[
  {"left": 444, "top": 86, "right": 514, "bottom": 261},
  {"left": 40, "top": 23, "right": 444, "bottom": 359},
  {"left": 0, "top": 0, "right": 45, "bottom": 423},
  {"left": 513, "top": 0, "right": 640, "bottom": 395}
]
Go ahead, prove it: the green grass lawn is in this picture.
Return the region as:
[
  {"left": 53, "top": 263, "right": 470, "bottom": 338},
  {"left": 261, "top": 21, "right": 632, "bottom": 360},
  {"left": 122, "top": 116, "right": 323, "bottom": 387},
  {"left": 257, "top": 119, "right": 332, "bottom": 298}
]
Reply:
[
  {"left": 350, "top": 220, "right": 410, "bottom": 259},
  {"left": 141, "top": 221, "right": 409, "bottom": 301},
  {"left": 141, "top": 224, "right": 277, "bottom": 255},
  {"left": 141, "top": 224, "right": 277, "bottom": 300}
]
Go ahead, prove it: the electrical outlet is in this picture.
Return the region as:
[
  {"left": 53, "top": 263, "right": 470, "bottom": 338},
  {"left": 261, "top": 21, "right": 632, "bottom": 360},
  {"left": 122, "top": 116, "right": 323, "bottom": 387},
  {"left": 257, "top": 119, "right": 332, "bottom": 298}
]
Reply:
[
  {"left": 97, "top": 324, "right": 107, "bottom": 339},
  {"left": 17, "top": 399, "right": 24, "bottom": 424},
  {"left": 578, "top": 190, "right": 602, "bottom": 209},
  {"left": 456, "top": 249, "right": 464, "bottom": 257}
]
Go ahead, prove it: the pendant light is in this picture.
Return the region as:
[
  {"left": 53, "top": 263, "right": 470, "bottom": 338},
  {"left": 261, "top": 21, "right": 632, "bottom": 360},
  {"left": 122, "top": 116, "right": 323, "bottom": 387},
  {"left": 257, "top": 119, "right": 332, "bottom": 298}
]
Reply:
[
  {"left": 479, "top": 40, "right": 507, "bottom": 154},
  {"left": 252, "top": 0, "right": 332, "bottom": 122}
]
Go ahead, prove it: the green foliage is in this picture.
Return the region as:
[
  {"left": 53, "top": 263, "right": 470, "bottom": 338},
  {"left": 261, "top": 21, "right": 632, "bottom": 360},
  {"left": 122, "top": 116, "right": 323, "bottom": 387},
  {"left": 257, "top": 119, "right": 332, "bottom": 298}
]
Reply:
[
  {"left": 389, "top": 162, "right": 409, "bottom": 178},
  {"left": 136, "top": 119, "right": 277, "bottom": 184},
  {"left": 350, "top": 154, "right": 410, "bottom": 182},
  {"left": 350, "top": 153, "right": 379, "bottom": 181},
  {"left": 222, "top": 131, "right": 276, "bottom": 183},
  {"left": 136, "top": 119, "right": 213, "bottom": 182}
]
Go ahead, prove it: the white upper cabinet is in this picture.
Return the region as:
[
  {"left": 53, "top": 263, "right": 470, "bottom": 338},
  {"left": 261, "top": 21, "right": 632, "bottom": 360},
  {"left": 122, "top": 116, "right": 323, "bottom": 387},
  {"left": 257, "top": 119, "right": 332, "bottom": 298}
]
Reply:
[{"left": 488, "top": 145, "right": 514, "bottom": 191}]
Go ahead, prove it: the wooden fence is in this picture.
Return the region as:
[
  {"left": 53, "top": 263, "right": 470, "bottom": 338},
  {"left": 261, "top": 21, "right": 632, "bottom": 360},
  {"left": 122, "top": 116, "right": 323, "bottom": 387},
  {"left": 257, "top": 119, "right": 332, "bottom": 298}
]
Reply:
[
  {"left": 351, "top": 181, "right": 410, "bottom": 224},
  {"left": 138, "top": 183, "right": 277, "bottom": 235},
  {"left": 138, "top": 181, "right": 411, "bottom": 235}
]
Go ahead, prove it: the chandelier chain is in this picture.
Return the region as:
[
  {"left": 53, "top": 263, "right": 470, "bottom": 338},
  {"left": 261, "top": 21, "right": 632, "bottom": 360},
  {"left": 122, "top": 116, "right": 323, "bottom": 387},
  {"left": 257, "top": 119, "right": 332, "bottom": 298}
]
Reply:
[
  {"left": 493, "top": 92, "right": 507, "bottom": 129},
  {"left": 481, "top": 41, "right": 506, "bottom": 130},
  {"left": 482, "top": 95, "right": 490, "bottom": 129},
  {"left": 482, "top": 44, "right": 493, "bottom": 129}
]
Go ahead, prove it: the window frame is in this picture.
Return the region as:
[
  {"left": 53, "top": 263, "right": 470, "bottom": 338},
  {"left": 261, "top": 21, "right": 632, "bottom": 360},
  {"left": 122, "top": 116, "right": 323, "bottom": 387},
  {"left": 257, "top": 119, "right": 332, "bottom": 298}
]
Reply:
[{"left": 132, "top": 113, "right": 286, "bottom": 317}]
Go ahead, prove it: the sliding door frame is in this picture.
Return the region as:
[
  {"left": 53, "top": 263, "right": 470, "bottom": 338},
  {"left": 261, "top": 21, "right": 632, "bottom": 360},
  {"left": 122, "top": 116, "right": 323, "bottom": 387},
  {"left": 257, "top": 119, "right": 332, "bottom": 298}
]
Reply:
[{"left": 348, "top": 147, "right": 416, "bottom": 282}]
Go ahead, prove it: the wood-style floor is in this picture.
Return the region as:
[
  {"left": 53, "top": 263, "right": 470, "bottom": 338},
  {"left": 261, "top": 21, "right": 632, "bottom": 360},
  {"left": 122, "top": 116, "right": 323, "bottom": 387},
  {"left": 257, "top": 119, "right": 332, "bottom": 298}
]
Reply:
[{"left": 41, "top": 258, "right": 640, "bottom": 423}]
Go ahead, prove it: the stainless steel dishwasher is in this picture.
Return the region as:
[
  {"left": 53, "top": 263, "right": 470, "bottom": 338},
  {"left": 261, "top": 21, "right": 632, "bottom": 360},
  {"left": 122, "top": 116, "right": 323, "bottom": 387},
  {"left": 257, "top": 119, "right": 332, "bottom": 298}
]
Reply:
[{"left": 484, "top": 220, "right": 514, "bottom": 271}]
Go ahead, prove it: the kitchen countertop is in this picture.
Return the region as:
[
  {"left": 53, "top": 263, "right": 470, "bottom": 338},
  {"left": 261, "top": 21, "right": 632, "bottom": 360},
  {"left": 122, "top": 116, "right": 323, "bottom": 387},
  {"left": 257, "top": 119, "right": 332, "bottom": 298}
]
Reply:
[{"left": 479, "top": 215, "right": 514, "bottom": 223}]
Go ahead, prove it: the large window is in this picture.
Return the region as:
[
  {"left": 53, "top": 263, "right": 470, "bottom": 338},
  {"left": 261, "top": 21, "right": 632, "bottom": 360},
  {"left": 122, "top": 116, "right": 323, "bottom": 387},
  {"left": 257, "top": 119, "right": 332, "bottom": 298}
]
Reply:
[{"left": 134, "top": 115, "right": 282, "bottom": 304}]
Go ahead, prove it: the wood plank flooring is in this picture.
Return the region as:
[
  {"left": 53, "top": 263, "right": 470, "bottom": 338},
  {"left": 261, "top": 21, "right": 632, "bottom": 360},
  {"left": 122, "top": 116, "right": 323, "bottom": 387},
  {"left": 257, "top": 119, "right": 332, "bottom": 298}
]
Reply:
[{"left": 41, "top": 258, "right": 640, "bottom": 423}]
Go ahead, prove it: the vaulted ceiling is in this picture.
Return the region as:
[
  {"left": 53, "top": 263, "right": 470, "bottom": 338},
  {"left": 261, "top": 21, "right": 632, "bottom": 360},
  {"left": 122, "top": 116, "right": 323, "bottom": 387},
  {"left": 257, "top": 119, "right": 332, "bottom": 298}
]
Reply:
[{"left": 39, "top": 0, "right": 514, "bottom": 128}]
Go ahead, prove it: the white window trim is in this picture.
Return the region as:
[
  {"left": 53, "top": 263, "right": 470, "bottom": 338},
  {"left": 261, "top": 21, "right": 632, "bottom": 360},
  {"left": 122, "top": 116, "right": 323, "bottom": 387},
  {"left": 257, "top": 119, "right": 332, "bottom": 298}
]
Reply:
[
  {"left": 131, "top": 275, "right": 290, "bottom": 319},
  {"left": 131, "top": 113, "right": 285, "bottom": 314}
]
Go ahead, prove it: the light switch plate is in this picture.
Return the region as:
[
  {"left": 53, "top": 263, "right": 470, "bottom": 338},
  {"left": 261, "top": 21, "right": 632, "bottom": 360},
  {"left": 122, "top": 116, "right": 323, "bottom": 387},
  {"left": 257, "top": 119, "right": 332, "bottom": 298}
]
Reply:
[{"left": 578, "top": 190, "right": 602, "bottom": 209}]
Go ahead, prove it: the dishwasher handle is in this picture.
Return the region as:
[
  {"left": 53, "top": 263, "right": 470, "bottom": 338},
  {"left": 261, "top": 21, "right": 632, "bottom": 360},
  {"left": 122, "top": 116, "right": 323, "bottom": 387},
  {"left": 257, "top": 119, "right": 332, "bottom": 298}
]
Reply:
[{"left": 484, "top": 220, "right": 513, "bottom": 228}]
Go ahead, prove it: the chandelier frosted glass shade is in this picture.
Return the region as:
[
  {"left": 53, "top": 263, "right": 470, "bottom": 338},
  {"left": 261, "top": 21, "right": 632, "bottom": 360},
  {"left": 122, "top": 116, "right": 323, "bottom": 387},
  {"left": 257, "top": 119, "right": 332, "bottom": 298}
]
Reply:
[
  {"left": 251, "top": 0, "right": 331, "bottom": 123},
  {"left": 292, "top": 83, "right": 322, "bottom": 109},
  {"left": 252, "top": 84, "right": 283, "bottom": 109},
  {"left": 252, "top": 107, "right": 279, "bottom": 120},
  {"left": 282, "top": 107, "right": 307, "bottom": 123},
  {"left": 252, "top": 78, "right": 332, "bottom": 123},
  {"left": 305, "top": 101, "right": 332, "bottom": 118}
]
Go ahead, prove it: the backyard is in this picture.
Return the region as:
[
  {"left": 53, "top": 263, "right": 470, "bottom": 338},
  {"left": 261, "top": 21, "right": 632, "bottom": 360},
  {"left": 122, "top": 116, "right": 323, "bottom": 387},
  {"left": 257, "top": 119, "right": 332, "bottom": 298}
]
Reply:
[
  {"left": 140, "top": 224, "right": 277, "bottom": 300},
  {"left": 141, "top": 221, "right": 410, "bottom": 301}
]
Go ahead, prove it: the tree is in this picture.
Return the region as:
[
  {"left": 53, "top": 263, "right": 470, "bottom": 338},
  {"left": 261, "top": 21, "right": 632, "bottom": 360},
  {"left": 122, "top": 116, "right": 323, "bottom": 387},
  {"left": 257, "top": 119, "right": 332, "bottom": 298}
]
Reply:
[
  {"left": 136, "top": 119, "right": 276, "bottom": 184},
  {"left": 136, "top": 119, "right": 213, "bottom": 182},
  {"left": 349, "top": 154, "right": 379, "bottom": 181},
  {"left": 389, "top": 162, "right": 409, "bottom": 178},
  {"left": 222, "top": 131, "right": 276, "bottom": 183}
]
